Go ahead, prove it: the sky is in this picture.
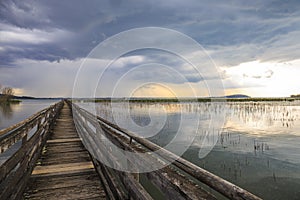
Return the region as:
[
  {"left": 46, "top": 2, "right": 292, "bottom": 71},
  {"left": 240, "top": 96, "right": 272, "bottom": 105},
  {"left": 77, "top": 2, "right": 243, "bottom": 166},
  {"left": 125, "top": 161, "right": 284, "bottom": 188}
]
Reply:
[{"left": 0, "top": 0, "right": 300, "bottom": 97}]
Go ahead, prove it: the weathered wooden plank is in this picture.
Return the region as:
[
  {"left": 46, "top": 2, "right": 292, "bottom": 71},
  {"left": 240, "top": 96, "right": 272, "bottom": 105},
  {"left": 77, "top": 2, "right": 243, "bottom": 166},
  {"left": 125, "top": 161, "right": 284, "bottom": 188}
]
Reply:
[
  {"left": 24, "top": 184, "right": 105, "bottom": 200},
  {"left": 42, "top": 147, "right": 87, "bottom": 155},
  {"left": 23, "top": 101, "right": 106, "bottom": 200},
  {"left": 45, "top": 143, "right": 85, "bottom": 150},
  {"left": 32, "top": 162, "right": 94, "bottom": 175},
  {"left": 46, "top": 138, "right": 82, "bottom": 143},
  {"left": 30, "top": 168, "right": 96, "bottom": 179},
  {"left": 30, "top": 168, "right": 96, "bottom": 178},
  {"left": 27, "top": 176, "right": 103, "bottom": 192},
  {"left": 39, "top": 151, "right": 90, "bottom": 159}
]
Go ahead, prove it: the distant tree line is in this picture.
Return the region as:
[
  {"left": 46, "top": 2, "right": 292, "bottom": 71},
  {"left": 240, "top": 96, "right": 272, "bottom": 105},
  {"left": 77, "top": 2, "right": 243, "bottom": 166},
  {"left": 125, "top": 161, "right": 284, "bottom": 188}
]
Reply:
[
  {"left": 291, "top": 94, "right": 300, "bottom": 98},
  {"left": 0, "top": 84, "right": 15, "bottom": 103}
]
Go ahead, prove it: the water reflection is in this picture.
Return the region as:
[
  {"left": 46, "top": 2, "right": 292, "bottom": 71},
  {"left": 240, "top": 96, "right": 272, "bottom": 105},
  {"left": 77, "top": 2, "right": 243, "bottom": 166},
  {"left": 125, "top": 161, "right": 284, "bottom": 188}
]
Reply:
[
  {"left": 0, "top": 103, "right": 14, "bottom": 120},
  {"left": 224, "top": 101, "right": 299, "bottom": 134},
  {"left": 80, "top": 101, "right": 300, "bottom": 156},
  {"left": 0, "top": 100, "right": 59, "bottom": 130},
  {"left": 78, "top": 100, "right": 300, "bottom": 200},
  {"left": 0, "top": 100, "right": 59, "bottom": 168}
]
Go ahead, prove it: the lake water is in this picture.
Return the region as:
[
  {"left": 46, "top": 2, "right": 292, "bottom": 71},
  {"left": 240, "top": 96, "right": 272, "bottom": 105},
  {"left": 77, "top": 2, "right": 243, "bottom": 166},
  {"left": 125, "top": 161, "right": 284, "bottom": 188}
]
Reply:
[
  {"left": 0, "top": 100, "right": 59, "bottom": 130},
  {"left": 78, "top": 100, "right": 300, "bottom": 200},
  {"left": 0, "top": 100, "right": 59, "bottom": 165}
]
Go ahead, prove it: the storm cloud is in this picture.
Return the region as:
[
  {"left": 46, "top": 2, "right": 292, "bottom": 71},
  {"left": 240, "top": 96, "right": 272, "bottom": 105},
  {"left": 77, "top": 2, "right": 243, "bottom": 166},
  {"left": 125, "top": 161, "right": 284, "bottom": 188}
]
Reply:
[
  {"left": 1, "top": 0, "right": 300, "bottom": 65},
  {"left": 0, "top": 0, "right": 300, "bottom": 97}
]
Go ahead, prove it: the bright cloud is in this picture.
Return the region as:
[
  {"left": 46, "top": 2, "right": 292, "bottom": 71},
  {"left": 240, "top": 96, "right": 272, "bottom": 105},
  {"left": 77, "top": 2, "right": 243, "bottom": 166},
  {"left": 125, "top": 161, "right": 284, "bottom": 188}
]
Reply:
[{"left": 223, "top": 60, "right": 300, "bottom": 97}]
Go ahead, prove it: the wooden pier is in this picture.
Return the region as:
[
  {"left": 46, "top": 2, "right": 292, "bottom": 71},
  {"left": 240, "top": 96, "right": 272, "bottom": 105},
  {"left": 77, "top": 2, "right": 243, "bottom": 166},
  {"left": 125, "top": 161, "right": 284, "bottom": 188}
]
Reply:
[
  {"left": 0, "top": 100, "right": 262, "bottom": 200},
  {"left": 23, "top": 102, "right": 106, "bottom": 199}
]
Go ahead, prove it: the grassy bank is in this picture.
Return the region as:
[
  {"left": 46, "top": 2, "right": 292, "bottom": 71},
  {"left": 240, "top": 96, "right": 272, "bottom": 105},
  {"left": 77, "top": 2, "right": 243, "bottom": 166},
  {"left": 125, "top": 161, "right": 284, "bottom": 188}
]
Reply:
[{"left": 0, "top": 99, "right": 21, "bottom": 105}]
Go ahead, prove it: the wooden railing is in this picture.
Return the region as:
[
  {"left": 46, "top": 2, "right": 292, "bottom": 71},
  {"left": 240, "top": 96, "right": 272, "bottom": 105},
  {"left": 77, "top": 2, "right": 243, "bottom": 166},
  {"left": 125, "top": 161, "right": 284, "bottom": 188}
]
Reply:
[
  {"left": 0, "top": 101, "right": 63, "bottom": 200},
  {"left": 70, "top": 101, "right": 262, "bottom": 200}
]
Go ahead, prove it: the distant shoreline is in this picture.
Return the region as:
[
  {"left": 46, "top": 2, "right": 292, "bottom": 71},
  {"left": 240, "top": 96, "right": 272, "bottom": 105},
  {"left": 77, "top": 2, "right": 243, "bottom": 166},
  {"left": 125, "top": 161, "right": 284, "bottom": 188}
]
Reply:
[
  {"left": 11, "top": 96, "right": 63, "bottom": 100},
  {"left": 74, "top": 97, "right": 298, "bottom": 103},
  {"left": 10, "top": 94, "right": 299, "bottom": 103}
]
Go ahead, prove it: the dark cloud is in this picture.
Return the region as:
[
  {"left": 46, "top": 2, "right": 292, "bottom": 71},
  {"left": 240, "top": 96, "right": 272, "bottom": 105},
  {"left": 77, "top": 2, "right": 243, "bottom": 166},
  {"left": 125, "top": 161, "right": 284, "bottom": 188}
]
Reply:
[{"left": 0, "top": 0, "right": 300, "bottom": 66}]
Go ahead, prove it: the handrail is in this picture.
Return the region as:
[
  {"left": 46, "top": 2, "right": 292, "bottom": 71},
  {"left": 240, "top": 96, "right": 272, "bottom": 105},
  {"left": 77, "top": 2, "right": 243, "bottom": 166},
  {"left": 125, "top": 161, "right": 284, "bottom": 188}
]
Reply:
[
  {"left": 71, "top": 101, "right": 261, "bottom": 200},
  {"left": 70, "top": 102, "right": 154, "bottom": 200},
  {"left": 0, "top": 107, "right": 48, "bottom": 136},
  {"left": 0, "top": 108, "right": 50, "bottom": 153},
  {"left": 96, "top": 115, "right": 261, "bottom": 200},
  {"left": 0, "top": 100, "right": 64, "bottom": 200}
]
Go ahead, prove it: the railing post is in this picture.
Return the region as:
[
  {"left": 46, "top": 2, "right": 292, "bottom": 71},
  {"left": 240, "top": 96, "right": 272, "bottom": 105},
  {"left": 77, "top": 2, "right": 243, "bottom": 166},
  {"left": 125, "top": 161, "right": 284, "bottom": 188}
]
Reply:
[
  {"left": 21, "top": 128, "right": 28, "bottom": 145},
  {"left": 37, "top": 116, "right": 42, "bottom": 130}
]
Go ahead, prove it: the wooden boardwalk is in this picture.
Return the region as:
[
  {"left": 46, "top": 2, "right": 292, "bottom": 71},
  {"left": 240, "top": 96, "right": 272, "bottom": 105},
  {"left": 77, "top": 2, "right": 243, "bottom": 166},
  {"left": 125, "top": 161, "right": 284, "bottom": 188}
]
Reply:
[{"left": 23, "top": 102, "right": 106, "bottom": 199}]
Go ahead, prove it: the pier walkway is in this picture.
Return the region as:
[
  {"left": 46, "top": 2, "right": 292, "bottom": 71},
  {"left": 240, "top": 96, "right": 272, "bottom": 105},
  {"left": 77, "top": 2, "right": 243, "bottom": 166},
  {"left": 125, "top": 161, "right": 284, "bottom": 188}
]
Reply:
[{"left": 23, "top": 102, "right": 106, "bottom": 199}]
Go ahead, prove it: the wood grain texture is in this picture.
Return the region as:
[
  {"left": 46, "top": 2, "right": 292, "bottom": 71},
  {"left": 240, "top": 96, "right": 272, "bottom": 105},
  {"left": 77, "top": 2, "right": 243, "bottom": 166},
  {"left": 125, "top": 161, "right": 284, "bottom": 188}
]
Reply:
[{"left": 23, "top": 102, "right": 106, "bottom": 200}]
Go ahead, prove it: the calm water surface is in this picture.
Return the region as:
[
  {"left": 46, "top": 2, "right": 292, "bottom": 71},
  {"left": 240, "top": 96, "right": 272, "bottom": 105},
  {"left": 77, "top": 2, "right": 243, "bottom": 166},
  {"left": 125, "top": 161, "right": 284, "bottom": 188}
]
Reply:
[
  {"left": 0, "top": 100, "right": 59, "bottom": 165},
  {"left": 78, "top": 100, "right": 300, "bottom": 200},
  {"left": 0, "top": 100, "right": 59, "bottom": 130}
]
